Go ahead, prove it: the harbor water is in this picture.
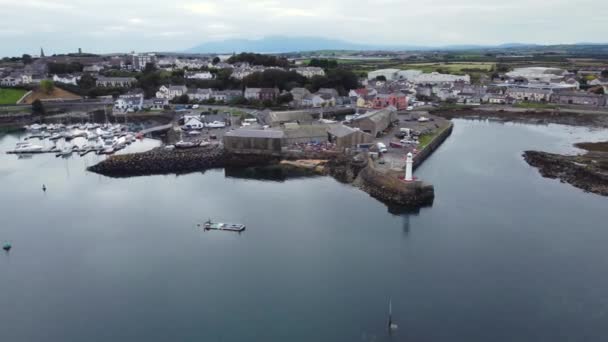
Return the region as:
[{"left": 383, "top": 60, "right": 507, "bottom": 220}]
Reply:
[{"left": 0, "top": 119, "right": 607, "bottom": 342}]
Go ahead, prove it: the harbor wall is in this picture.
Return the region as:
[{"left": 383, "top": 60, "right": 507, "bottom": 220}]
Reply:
[{"left": 413, "top": 122, "right": 453, "bottom": 170}]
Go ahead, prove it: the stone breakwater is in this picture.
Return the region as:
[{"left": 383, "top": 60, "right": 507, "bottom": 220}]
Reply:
[
  {"left": 523, "top": 150, "right": 608, "bottom": 196},
  {"left": 87, "top": 146, "right": 277, "bottom": 178}
]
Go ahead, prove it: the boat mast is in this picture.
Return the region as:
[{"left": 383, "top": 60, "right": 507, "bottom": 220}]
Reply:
[{"left": 388, "top": 299, "right": 392, "bottom": 331}]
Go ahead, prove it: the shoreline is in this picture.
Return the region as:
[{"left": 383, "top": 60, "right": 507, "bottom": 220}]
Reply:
[
  {"left": 430, "top": 107, "right": 608, "bottom": 128},
  {"left": 523, "top": 142, "right": 608, "bottom": 196}
]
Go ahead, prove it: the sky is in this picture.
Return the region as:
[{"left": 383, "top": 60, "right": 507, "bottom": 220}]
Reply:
[{"left": 0, "top": 0, "right": 606, "bottom": 56}]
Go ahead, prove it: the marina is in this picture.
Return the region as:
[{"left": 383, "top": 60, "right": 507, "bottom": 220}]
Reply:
[{"left": 6, "top": 123, "right": 143, "bottom": 156}]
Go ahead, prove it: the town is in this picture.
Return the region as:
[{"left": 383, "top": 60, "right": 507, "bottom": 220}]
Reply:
[{"left": 2, "top": 47, "right": 608, "bottom": 205}]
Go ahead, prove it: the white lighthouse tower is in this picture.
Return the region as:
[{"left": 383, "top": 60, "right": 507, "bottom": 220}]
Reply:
[{"left": 405, "top": 152, "right": 413, "bottom": 181}]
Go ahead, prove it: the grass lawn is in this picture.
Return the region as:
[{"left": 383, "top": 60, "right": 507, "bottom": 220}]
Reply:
[
  {"left": 418, "top": 125, "right": 451, "bottom": 149},
  {"left": 0, "top": 88, "right": 27, "bottom": 105},
  {"left": 398, "top": 62, "right": 495, "bottom": 74}
]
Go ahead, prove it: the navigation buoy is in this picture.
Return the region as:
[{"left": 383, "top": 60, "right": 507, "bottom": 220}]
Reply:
[{"left": 3, "top": 243, "right": 12, "bottom": 252}]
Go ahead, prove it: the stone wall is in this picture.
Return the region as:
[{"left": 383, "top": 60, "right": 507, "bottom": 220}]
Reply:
[{"left": 413, "top": 122, "right": 453, "bottom": 170}]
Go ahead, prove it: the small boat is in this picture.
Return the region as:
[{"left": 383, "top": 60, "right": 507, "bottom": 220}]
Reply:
[
  {"left": 388, "top": 299, "right": 398, "bottom": 333},
  {"left": 55, "top": 147, "right": 73, "bottom": 157},
  {"left": 3, "top": 242, "right": 11, "bottom": 252},
  {"left": 175, "top": 140, "right": 201, "bottom": 149},
  {"left": 188, "top": 130, "right": 202, "bottom": 136},
  {"left": 49, "top": 133, "right": 63, "bottom": 141},
  {"left": 12, "top": 143, "right": 44, "bottom": 153},
  {"left": 199, "top": 220, "right": 246, "bottom": 232}
]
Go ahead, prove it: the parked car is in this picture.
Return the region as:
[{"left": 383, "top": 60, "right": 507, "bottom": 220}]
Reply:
[{"left": 377, "top": 142, "right": 388, "bottom": 153}]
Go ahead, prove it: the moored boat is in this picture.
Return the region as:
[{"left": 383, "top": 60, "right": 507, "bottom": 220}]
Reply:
[{"left": 199, "top": 220, "right": 246, "bottom": 232}]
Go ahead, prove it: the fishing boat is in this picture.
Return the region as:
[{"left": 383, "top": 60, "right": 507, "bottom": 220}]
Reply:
[
  {"left": 175, "top": 140, "right": 201, "bottom": 149},
  {"left": 3, "top": 242, "right": 11, "bottom": 251},
  {"left": 55, "top": 146, "right": 73, "bottom": 157},
  {"left": 199, "top": 220, "right": 246, "bottom": 232}
]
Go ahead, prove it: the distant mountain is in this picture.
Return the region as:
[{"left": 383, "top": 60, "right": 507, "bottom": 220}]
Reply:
[
  {"left": 186, "top": 36, "right": 607, "bottom": 54},
  {"left": 187, "top": 36, "right": 373, "bottom": 53}
]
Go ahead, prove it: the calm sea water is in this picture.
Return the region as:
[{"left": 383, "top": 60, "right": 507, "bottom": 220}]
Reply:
[{"left": 0, "top": 119, "right": 607, "bottom": 342}]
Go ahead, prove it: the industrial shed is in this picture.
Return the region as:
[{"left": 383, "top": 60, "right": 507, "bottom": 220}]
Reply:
[
  {"left": 281, "top": 124, "right": 330, "bottom": 145},
  {"left": 349, "top": 107, "right": 397, "bottom": 137},
  {"left": 328, "top": 125, "right": 373, "bottom": 149},
  {"left": 262, "top": 110, "right": 315, "bottom": 127},
  {"left": 223, "top": 129, "right": 284, "bottom": 155}
]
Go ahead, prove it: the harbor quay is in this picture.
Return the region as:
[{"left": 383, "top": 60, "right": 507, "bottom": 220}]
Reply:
[{"left": 88, "top": 108, "right": 453, "bottom": 208}]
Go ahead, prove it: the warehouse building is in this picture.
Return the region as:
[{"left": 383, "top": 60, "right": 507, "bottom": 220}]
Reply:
[
  {"left": 348, "top": 107, "right": 397, "bottom": 137},
  {"left": 223, "top": 129, "right": 284, "bottom": 155}
]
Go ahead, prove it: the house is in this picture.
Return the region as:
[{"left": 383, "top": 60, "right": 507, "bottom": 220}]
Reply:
[
  {"left": 551, "top": 91, "right": 607, "bottom": 107},
  {"left": 316, "top": 92, "right": 336, "bottom": 107},
  {"left": 223, "top": 129, "right": 284, "bottom": 155},
  {"left": 185, "top": 71, "right": 214, "bottom": 80},
  {"left": 1, "top": 76, "right": 22, "bottom": 87},
  {"left": 83, "top": 65, "right": 103, "bottom": 73},
  {"left": 302, "top": 94, "right": 325, "bottom": 108},
  {"left": 231, "top": 68, "right": 255, "bottom": 80},
  {"left": 486, "top": 94, "right": 509, "bottom": 104},
  {"left": 156, "top": 85, "right": 188, "bottom": 99},
  {"left": 505, "top": 87, "right": 552, "bottom": 102},
  {"left": 317, "top": 88, "right": 340, "bottom": 99},
  {"left": 348, "top": 107, "right": 397, "bottom": 137},
  {"left": 143, "top": 98, "right": 169, "bottom": 111},
  {"left": 212, "top": 90, "right": 242, "bottom": 102},
  {"left": 114, "top": 93, "right": 144, "bottom": 112},
  {"left": 175, "top": 59, "right": 209, "bottom": 69},
  {"left": 52, "top": 74, "right": 81, "bottom": 85},
  {"left": 188, "top": 88, "right": 213, "bottom": 101},
  {"left": 290, "top": 87, "right": 312, "bottom": 102},
  {"left": 183, "top": 117, "right": 205, "bottom": 130},
  {"left": 372, "top": 92, "right": 408, "bottom": 110},
  {"left": 292, "top": 67, "right": 325, "bottom": 78},
  {"left": 96, "top": 76, "right": 136, "bottom": 88},
  {"left": 244, "top": 87, "right": 279, "bottom": 101}
]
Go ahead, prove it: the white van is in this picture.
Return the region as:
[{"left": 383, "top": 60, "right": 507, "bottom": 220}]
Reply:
[{"left": 377, "top": 142, "right": 388, "bottom": 153}]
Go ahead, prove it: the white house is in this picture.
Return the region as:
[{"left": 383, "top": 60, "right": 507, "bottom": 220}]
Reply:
[
  {"left": 183, "top": 117, "right": 204, "bottom": 130},
  {"left": 114, "top": 94, "right": 144, "bottom": 112},
  {"left": 52, "top": 74, "right": 81, "bottom": 85},
  {"left": 185, "top": 71, "right": 214, "bottom": 80},
  {"left": 188, "top": 88, "right": 213, "bottom": 101},
  {"left": 302, "top": 94, "right": 325, "bottom": 108},
  {"left": 292, "top": 67, "right": 325, "bottom": 78},
  {"left": 1, "top": 76, "right": 22, "bottom": 87},
  {"left": 156, "top": 85, "right": 188, "bottom": 99},
  {"left": 144, "top": 98, "right": 169, "bottom": 111}
]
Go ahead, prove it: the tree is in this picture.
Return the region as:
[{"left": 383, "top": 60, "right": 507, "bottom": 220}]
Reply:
[
  {"left": 40, "top": 80, "right": 55, "bottom": 94},
  {"left": 590, "top": 86, "right": 605, "bottom": 95},
  {"left": 212, "top": 56, "right": 220, "bottom": 65},
  {"left": 78, "top": 73, "right": 96, "bottom": 90},
  {"left": 375, "top": 75, "right": 387, "bottom": 82},
  {"left": 143, "top": 63, "right": 157, "bottom": 74},
  {"left": 262, "top": 99, "right": 273, "bottom": 108},
  {"left": 22, "top": 54, "right": 33, "bottom": 65},
  {"left": 172, "top": 94, "right": 189, "bottom": 104},
  {"left": 277, "top": 93, "right": 293, "bottom": 104},
  {"left": 601, "top": 70, "right": 608, "bottom": 78},
  {"left": 32, "top": 99, "right": 45, "bottom": 115}
]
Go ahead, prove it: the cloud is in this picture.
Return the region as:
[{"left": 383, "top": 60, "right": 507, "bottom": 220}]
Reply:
[{"left": 0, "top": 0, "right": 606, "bottom": 56}]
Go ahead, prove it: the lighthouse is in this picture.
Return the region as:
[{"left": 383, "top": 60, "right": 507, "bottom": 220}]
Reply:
[{"left": 405, "top": 152, "right": 413, "bottom": 181}]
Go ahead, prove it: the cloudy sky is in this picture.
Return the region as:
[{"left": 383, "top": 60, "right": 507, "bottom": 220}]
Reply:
[{"left": 0, "top": 0, "right": 606, "bottom": 56}]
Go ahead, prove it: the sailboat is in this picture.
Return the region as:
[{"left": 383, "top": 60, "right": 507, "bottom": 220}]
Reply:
[{"left": 388, "top": 299, "right": 398, "bottom": 333}]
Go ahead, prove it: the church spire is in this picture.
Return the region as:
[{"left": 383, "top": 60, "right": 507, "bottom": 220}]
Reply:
[{"left": 40, "top": 47, "right": 45, "bottom": 57}]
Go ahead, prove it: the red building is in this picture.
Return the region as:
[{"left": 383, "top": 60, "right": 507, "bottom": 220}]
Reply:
[{"left": 372, "top": 93, "right": 408, "bottom": 110}]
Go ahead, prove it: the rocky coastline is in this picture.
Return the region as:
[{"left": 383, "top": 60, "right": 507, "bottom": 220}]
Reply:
[
  {"left": 88, "top": 146, "right": 434, "bottom": 208},
  {"left": 523, "top": 142, "right": 608, "bottom": 196}
]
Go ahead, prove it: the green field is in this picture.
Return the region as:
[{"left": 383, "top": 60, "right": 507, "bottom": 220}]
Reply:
[{"left": 0, "top": 88, "right": 27, "bottom": 105}]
